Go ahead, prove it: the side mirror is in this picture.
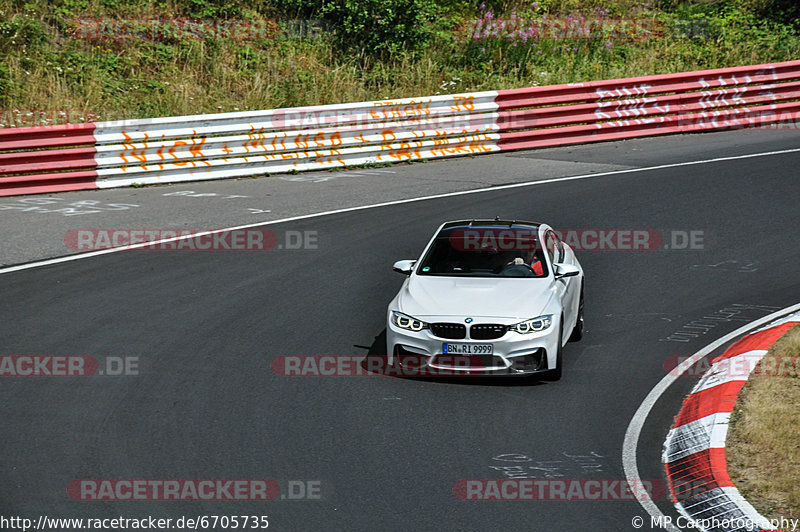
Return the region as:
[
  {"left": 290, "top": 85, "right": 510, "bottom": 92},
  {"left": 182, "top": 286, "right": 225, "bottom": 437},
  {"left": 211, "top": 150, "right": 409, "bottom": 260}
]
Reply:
[
  {"left": 554, "top": 263, "right": 580, "bottom": 280},
  {"left": 392, "top": 260, "right": 416, "bottom": 275}
]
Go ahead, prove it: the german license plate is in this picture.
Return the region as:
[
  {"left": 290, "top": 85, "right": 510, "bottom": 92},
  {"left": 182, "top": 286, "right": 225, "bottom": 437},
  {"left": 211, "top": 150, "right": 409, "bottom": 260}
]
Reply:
[{"left": 443, "top": 343, "right": 493, "bottom": 355}]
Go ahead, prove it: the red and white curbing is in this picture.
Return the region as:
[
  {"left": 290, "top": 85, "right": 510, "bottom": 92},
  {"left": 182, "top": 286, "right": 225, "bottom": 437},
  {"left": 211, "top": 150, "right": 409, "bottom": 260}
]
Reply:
[{"left": 662, "top": 312, "right": 800, "bottom": 531}]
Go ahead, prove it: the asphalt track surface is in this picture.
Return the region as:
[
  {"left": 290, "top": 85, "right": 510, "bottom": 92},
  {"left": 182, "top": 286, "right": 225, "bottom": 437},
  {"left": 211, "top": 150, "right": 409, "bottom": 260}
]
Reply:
[{"left": 1, "top": 130, "right": 799, "bottom": 531}]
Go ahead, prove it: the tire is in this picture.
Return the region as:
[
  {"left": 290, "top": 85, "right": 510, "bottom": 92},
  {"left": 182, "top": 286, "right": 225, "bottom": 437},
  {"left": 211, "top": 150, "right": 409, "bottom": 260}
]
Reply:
[
  {"left": 569, "top": 283, "right": 584, "bottom": 343},
  {"left": 544, "top": 318, "right": 563, "bottom": 381}
]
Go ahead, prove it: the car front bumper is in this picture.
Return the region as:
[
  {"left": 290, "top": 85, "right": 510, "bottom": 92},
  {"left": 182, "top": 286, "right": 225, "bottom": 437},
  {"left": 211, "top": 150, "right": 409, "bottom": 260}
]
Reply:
[{"left": 386, "top": 313, "right": 561, "bottom": 377}]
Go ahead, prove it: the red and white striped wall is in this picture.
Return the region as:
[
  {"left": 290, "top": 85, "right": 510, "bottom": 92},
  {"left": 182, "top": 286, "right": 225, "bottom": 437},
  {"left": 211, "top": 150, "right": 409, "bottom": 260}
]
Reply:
[
  {"left": 662, "top": 312, "right": 800, "bottom": 532},
  {"left": 2, "top": 60, "right": 800, "bottom": 196}
]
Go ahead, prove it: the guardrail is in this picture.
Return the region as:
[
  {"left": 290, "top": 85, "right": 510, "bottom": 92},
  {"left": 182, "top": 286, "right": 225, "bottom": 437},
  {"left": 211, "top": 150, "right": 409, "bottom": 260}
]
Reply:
[{"left": 2, "top": 59, "right": 799, "bottom": 196}]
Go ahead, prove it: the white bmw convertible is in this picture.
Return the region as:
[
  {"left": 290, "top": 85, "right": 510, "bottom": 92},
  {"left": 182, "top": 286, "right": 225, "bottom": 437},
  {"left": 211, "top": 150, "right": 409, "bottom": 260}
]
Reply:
[{"left": 386, "top": 219, "right": 584, "bottom": 380}]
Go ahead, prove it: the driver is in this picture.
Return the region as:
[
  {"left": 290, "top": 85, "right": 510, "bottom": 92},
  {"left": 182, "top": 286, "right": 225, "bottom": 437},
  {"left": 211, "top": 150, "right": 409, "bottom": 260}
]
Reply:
[{"left": 504, "top": 254, "right": 544, "bottom": 276}]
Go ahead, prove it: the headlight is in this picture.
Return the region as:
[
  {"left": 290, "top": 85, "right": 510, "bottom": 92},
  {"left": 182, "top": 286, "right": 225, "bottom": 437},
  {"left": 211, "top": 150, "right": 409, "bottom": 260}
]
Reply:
[
  {"left": 510, "top": 315, "right": 552, "bottom": 334},
  {"left": 391, "top": 311, "right": 429, "bottom": 332}
]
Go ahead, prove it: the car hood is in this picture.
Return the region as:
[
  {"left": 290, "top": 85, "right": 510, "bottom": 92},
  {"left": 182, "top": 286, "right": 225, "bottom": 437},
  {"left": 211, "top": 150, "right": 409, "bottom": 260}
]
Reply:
[{"left": 397, "top": 275, "right": 555, "bottom": 320}]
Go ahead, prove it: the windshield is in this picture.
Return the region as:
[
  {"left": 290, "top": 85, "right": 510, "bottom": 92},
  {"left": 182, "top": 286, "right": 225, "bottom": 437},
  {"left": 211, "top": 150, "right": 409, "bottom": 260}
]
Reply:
[{"left": 416, "top": 226, "right": 549, "bottom": 278}]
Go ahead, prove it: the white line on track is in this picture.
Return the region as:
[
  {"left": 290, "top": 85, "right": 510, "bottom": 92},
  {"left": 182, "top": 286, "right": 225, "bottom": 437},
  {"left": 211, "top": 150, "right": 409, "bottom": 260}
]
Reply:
[
  {"left": 622, "top": 302, "right": 800, "bottom": 531},
  {"left": 2, "top": 145, "right": 800, "bottom": 276}
]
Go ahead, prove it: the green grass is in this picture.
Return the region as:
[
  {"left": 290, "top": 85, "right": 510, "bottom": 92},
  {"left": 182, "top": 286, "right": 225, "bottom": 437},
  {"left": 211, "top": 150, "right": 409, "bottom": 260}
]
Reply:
[
  {"left": 0, "top": 0, "right": 799, "bottom": 126},
  {"left": 728, "top": 325, "right": 800, "bottom": 520}
]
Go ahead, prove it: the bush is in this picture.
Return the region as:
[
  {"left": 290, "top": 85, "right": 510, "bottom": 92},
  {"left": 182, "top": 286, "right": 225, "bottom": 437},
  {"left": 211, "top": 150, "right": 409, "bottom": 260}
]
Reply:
[
  {"left": 320, "top": 0, "right": 444, "bottom": 56},
  {"left": 0, "top": 63, "right": 8, "bottom": 103},
  {"left": 0, "top": 15, "right": 51, "bottom": 52},
  {"left": 738, "top": 0, "right": 800, "bottom": 27}
]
